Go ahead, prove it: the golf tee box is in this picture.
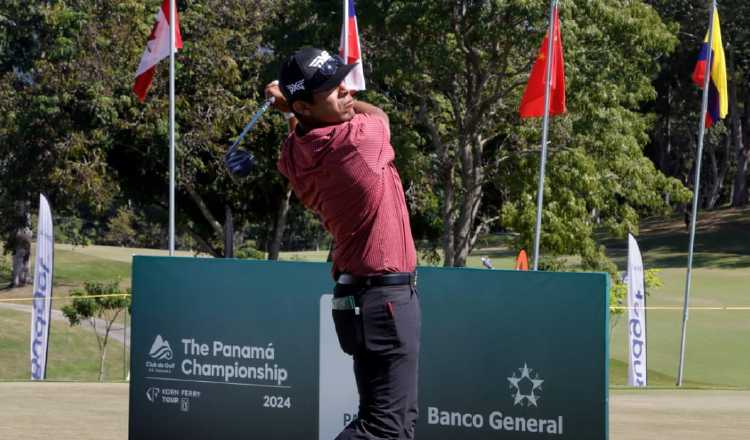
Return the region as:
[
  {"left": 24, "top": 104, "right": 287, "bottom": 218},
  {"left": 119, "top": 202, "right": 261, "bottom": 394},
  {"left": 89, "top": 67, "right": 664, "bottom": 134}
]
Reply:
[{"left": 129, "top": 257, "right": 609, "bottom": 440}]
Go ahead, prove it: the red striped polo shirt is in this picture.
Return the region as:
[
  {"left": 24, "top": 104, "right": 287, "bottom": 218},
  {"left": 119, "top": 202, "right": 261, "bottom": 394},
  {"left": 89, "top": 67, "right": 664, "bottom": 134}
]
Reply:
[{"left": 277, "top": 113, "right": 417, "bottom": 276}]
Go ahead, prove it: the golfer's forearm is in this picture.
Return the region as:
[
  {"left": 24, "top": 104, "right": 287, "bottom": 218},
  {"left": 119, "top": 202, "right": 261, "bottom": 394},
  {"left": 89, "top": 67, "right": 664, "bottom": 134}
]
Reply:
[{"left": 353, "top": 100, "right": 389, "bottom": 125}]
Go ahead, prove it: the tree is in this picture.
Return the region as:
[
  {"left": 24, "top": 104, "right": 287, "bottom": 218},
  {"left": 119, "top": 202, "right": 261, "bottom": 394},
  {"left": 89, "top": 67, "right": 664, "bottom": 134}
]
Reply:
[
  {"left": 104, "top": 206, "right": 137, "bottom": 247},
  {"left": 649, "top": 0, "right": 750, "bottom": 208},
  {"left": 61, "top": 282, "right": 130, "bottom": 382},
  {"left": 0, "top": 2, "right": 120, "bottom": 285},
  {"left": 105, "top": 0, "right": 290, "bottom": 257},
  {"left": 358, "top": 0, "right": 689, "bottom": 269}
]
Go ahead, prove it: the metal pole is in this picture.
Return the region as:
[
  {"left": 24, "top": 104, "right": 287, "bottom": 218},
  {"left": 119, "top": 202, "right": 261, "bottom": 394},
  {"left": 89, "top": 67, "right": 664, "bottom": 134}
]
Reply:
[
  {"left": 168, "top": 0, "right": 176, "bottom": 256},
  {"left": 677, "top": 0, "right": 716, "bottom": 387},
  {"left": 532, "top": 0, "right": 557, "bottom": 271},
  {"left": 123, "top": 308, "right": 127, "bottom": 381}
]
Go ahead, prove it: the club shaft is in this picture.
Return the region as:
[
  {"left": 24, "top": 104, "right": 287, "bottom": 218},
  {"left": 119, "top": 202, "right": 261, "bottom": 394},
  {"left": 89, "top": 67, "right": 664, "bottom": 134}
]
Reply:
[{"left": 229, "top": 97, "right": 276, "bottom": 152}]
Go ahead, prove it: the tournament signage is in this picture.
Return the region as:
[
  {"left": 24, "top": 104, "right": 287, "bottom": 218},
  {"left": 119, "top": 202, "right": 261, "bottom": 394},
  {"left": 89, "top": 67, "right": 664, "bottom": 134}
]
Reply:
[
  {"left": 30, "top": 194, "right": 54, "bottom": 380},
  {"left": 627, "top": 234, "right": 647, "bottom": 387},
  {"left": 130, "top": 257, "right": 609, "bottom": 439}
]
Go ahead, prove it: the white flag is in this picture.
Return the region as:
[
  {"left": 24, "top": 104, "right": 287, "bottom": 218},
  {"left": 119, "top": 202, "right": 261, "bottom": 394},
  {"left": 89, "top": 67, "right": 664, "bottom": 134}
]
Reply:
[
  {"left": 30, "top": 194, "right": 54, "bottom": 380},
  {"left": 339, "top": 0, "right": 366, "bottom": 91},
  {"left": 133, "top": 0, "right": 183, "bottom": 102},
  {"left": 627, "top": 234, "right": 647, "bottom": 387}
]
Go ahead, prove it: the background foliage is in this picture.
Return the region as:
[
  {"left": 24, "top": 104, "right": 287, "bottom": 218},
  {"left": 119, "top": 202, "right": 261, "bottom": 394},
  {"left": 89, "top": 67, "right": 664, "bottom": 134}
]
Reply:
[{"left": 1, "top": 0, "right": 747, "bottom": 277}]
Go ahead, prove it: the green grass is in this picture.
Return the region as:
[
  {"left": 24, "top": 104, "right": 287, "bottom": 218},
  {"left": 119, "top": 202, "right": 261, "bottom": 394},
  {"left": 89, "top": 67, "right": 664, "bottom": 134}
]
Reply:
[
  {"left": 605, "top": 208, "right": 750, "bottom": 388},
  {"left": 53, "top": 248, "right": 132, "bottom": 287},
  {"left": 0, "top": 308, "right": 127, "bottom": 381}
]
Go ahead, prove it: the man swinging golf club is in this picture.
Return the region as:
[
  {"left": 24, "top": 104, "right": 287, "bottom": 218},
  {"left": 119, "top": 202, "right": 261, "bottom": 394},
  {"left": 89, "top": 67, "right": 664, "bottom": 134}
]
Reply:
[{"left": 267, "top": 47, "right": 421, "bottom": 440}]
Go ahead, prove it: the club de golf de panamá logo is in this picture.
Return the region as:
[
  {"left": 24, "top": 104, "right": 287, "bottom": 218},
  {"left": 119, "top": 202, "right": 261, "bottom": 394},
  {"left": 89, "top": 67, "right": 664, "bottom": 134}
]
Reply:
[
  {"left": 149, "top": 334, "right": 174, "bottom": 360},
  {"left": 146, "top": 334, "right": 176, "bottom": 374}
]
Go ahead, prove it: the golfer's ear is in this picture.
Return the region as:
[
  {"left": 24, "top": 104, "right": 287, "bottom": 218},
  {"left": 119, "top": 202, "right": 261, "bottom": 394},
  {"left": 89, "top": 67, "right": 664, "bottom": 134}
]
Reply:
[{"left": 292, "top": 101, "right": 311, "bottom": 116}]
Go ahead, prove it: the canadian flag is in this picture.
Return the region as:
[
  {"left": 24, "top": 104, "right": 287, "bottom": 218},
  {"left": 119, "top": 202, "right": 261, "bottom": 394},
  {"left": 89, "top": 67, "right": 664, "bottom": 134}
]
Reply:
[
  {"left": 133, "top": 0, "right": 183, "bottom": 102},
  {"left": 339, "top": 0, "right": 365, "bottom": 91}
]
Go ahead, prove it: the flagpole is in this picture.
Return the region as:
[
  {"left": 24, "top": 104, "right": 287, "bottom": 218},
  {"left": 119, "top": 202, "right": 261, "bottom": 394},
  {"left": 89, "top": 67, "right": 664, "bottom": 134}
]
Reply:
[
  {"left": 341, "top": 0, "right": 349, "bottom": 60},
  {"left": 677, "top": 0, "right": 716, "bottom": 387},
  {"left": 168, "top": 0, "right": 176, "bottom": 256},
  {"left": 532, "top": 0, "right": 557, "bottom": 271}
]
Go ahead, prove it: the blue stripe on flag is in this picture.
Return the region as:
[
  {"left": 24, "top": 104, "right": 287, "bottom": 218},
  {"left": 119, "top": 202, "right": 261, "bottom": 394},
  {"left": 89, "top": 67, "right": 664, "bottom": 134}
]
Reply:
[{"left": 707, "top": 80, "right": 720, "bottom": 127}]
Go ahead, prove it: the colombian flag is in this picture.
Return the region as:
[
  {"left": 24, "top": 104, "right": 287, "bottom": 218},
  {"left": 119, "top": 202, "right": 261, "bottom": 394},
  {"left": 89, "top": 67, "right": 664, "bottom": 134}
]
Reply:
[{"left": 692, "top": 9, "right": 728, "bottom": 128}]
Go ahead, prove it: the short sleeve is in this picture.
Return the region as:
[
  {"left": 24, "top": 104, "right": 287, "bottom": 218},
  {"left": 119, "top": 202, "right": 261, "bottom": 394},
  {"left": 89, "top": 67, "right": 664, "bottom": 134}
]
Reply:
[{"left": 351, "top": 113, "right": 393, "bottom": 173}]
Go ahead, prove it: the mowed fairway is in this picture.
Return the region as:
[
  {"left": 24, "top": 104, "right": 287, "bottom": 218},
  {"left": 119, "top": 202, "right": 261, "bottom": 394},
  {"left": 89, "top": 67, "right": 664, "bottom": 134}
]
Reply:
[
  {"left": 605, "top": 208, "right": 750, "bottom": 387},
  {"left": 0, "top": 383, "right": 748, "bottom": 440},
  {"left": 0, "top": 308, "right": 127, "bottom": 381}
]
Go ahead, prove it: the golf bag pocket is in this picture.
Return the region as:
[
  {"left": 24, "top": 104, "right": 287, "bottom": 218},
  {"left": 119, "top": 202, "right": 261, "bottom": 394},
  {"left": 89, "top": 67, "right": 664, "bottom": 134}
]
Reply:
[{"left": 332, "top": 309, "right": 363, "bottom": 355}]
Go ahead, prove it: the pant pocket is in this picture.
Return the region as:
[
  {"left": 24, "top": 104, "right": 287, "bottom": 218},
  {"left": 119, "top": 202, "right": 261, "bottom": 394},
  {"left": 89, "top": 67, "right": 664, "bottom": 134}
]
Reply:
[
  {"left": 332, "top": 309, "right": 362, "bottom": 355},
  {"left": 361, "top": 290, "right": 404, "bottom": 353}
]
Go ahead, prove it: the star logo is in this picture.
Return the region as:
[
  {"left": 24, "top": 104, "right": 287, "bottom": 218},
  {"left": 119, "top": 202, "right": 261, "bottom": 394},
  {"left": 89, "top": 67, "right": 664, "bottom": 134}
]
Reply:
[{"left": 507, "top": 363, "right": 544, "bottom": 407}]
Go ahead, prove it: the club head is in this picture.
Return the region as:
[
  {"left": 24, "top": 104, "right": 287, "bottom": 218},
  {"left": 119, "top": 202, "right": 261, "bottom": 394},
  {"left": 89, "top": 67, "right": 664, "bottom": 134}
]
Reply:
[{"left": 224, "top": 148, "right": 257, "bottom": 177}]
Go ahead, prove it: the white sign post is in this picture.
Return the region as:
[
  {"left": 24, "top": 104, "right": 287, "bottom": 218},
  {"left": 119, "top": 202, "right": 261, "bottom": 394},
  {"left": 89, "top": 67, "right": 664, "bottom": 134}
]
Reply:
[
  {"left": 30, "top": 194, "right": 54, "bottom": 380},
  {"left": 627, "top": 234, "right": 647, "bottom": 387}
]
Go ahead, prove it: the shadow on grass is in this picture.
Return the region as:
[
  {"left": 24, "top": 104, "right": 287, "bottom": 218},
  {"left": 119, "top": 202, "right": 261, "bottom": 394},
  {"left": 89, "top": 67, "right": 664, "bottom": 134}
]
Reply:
[
  {"left": 601, "top": 208, "right": 750, "bottom": 269},
  {"left": 609, "top": 359, "right": 728, "bottom": 388}
]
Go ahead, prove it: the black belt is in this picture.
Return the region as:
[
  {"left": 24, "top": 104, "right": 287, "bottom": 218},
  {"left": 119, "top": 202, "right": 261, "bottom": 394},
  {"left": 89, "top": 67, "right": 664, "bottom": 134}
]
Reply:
[{"left": 336, "top": 272, "right": 416, "bottom": 287}]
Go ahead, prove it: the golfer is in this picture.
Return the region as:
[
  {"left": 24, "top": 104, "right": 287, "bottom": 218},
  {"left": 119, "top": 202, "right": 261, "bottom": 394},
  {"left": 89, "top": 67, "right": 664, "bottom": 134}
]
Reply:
[{"left": 266, "top": 47, "right": 421, "bottom": 440}]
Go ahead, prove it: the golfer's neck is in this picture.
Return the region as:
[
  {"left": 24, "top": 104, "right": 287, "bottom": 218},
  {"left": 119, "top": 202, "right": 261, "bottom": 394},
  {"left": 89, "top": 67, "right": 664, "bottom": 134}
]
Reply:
[{"left": 297, "top": 118, "right": 334, "bottom": 135}]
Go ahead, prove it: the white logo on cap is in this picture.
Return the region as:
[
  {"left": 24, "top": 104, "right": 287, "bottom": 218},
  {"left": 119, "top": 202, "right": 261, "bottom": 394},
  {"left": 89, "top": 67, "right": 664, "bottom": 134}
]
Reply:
[
  {"left": 308, "top": 51, "right": 332, "bottom": 69},
  {"left": 286, "top": 80, "right": 305, "bottom": 95}
]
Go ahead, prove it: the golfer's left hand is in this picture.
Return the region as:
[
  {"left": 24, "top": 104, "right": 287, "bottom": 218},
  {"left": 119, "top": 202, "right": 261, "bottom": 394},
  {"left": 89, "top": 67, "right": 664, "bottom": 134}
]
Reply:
[{"left": 265, "top": 80, "right": 290, "bottom": 113}]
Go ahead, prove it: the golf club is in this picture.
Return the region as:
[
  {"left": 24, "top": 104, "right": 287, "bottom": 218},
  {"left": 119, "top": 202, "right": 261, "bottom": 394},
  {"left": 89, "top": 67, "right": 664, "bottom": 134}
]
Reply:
[{"left": 224, "top": 95, "right": 276, "bottom": 177}]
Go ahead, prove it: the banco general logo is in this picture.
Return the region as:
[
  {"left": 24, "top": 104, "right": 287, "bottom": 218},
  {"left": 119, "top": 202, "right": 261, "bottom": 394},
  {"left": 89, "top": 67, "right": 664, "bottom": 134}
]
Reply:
[
  {"left": 507, "top": 363, "right": 544, "bottom": 407},
  {"left": 146, "top": 387, "right": 160, "bottom": 403},
  {"left": 149, "top": 335, "right": 174, "bottom": 360}
]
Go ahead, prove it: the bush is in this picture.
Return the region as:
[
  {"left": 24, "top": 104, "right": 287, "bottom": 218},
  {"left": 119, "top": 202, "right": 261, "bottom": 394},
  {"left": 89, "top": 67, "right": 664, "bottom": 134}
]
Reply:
[
  {"left": 0, "top": 253, "right": 11, "bottom": 283},
  {"left": 235, "top": 242, "right": 265, "bottom": 260}
]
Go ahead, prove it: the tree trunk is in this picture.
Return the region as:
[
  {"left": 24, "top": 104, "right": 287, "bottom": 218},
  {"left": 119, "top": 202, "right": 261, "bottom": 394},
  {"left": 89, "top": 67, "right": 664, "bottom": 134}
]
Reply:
[
  {"left": 731, "top": 72, "right": 749, "bottom": 207},
  {"left": 224, "top": 205, "right": 234, "bottom": 258},
  {"left": 268, "top": 186, "right": 293, "bottom": 261},
  {"left": 705, "top": 134, "right": 730, "bottom": 210},
  {"left": 11, "top": 201, "right": 32, "bottom": 287},
  {"left": 452, "top": 138, "right": 484, "bottom": 267}
]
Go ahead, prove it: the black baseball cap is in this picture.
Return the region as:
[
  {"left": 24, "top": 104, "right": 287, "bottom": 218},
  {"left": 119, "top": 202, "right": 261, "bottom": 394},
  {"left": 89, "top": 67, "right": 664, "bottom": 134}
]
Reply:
[{"left": 279, "top": 47, "right": 356, "bottom": 104}]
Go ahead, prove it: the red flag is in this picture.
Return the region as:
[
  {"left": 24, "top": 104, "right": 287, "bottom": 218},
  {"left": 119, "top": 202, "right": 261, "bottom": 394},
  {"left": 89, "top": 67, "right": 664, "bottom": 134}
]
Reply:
[
  {"left": 519, "top": 6, "right": 566, "bottom": 118},
  {"left": 339, "top": 0, "right": 366, "bottom": 91},
  {"left": 133, "top": 0, "right": 183, "bottom": 102},
  {"left": 515, "top": 250, "right": 529, "bottom": 271}
]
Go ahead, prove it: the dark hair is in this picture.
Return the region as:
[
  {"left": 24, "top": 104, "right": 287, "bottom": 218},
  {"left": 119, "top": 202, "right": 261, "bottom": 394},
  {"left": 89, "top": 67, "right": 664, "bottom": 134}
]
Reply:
[{"left": 290, "top": 93, "right": 315, "bottom": 119}]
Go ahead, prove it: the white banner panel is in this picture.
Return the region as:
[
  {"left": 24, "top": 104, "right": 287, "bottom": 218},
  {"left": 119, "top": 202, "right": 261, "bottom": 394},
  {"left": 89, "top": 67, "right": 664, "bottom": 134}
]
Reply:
[
  {"left": 627, "top": 234, "right": 647, "bottom": 387},
  {"left": 319, "top": 294, "right": 358, "bottom": 440},
  {"left": 30, "top": 194, "right": 54, "bottom": 380}
]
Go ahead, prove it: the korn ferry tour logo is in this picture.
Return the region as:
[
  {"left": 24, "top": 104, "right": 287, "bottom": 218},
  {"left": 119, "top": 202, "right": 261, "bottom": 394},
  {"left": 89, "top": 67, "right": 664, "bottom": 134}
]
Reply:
[{"left": 427, "top": 362, "right": 564, "bottom": 435}]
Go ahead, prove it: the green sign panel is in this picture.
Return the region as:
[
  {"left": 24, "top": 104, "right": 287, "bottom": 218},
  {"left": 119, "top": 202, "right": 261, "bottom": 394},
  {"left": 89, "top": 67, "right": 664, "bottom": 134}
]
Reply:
[{"left": 129, "top": 257, "right": 609, "bottom": 439}]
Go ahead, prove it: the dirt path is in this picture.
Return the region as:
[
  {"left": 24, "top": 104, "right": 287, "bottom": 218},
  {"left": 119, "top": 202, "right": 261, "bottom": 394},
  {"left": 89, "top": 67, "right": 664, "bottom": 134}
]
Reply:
[{"left": 0, "top": 384, "right": 748, "bottom": 439}]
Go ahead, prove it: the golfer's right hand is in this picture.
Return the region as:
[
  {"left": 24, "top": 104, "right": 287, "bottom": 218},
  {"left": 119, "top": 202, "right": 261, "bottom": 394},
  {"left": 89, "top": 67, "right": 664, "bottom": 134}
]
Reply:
[{"left": 265, "top": 80, "right": 290, "bottom": 113}]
